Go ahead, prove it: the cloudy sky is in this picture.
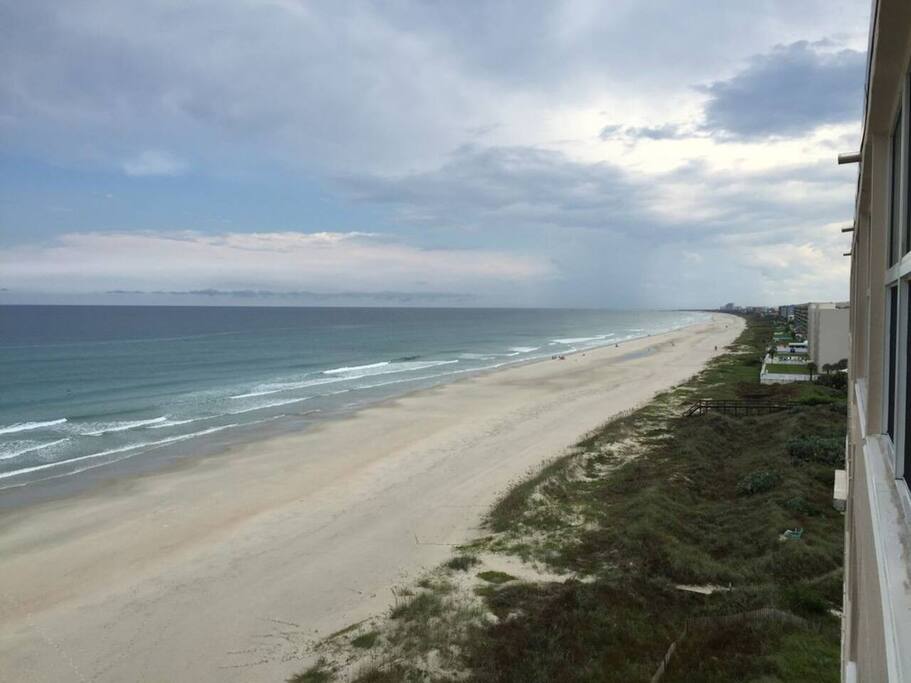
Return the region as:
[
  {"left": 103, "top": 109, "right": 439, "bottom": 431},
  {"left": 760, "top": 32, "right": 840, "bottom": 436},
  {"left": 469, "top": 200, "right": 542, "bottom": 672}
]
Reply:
[{"left": 0, "top": 0, "right": 869, "bottom": 308}]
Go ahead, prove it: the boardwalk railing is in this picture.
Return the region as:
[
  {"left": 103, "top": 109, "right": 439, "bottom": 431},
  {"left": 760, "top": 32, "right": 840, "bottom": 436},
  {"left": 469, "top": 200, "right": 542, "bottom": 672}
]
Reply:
[{"left": 683, "top": 399, "right": 797, "bottom": 417}]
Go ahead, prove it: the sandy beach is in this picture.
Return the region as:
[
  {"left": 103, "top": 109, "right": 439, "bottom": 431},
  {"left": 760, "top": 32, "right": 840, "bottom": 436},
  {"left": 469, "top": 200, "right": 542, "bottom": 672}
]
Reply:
[{"left": 0, "top": 313, "right": 743, "bottom": 682}]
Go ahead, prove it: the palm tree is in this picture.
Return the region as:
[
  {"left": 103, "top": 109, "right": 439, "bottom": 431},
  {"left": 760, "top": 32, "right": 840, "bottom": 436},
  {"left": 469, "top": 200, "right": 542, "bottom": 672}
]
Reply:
[
  {"left": 808, "top": 362, "right": 818, "bottom": 381},
  {"left": 822, "top": 363, "right": 832, "bottom": 375}
]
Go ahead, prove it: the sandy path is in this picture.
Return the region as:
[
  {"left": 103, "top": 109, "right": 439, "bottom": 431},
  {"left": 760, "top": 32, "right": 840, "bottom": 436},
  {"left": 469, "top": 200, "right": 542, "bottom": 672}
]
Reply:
[{"left": 0, "top": 314, "right": 743, "bottom": 682}]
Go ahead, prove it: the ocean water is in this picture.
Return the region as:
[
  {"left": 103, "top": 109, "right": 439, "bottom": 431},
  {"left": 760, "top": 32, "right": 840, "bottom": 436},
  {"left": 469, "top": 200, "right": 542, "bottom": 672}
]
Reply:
[{"left": 0, "top": 306, "right": 709, "bottom": 491}]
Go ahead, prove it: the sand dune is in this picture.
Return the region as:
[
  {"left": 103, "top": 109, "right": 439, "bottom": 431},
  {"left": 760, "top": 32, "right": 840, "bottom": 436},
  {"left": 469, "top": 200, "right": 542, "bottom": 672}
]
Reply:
[{"left": 0, "top": 314, "right": 743, "bottom": 682}]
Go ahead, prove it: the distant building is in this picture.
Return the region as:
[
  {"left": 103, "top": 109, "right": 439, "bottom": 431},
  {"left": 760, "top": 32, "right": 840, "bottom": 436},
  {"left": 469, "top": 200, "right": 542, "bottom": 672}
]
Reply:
[
  {"left": 842, "top": 1, "right": 911, "bottom": 679},
  {"left": 778, "top": 304, "right": 795, "bottom": 320},
  {"left": 806, "top": 302, "right": 850, "bottom": 368},
  {"left": 792, "top": 303, "right": 809, "bottom": 337},
  {"left": 721, "top": 302, "right": 735, "bottom": 311}
]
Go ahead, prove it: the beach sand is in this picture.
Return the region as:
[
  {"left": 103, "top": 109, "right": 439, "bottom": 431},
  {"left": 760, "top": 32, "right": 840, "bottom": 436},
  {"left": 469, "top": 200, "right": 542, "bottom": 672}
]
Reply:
[{"left": 0, "top": 313, "right": 743, "bottom": 682}]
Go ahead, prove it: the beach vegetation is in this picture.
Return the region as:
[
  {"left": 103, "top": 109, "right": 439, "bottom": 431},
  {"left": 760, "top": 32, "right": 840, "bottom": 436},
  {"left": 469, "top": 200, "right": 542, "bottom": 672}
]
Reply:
[
  {"left": 445, "top": 555, "right": 480, "bottom": 571},
  {"left": 390, "top": 592, "right": 445, "bottom": 621},
  {"left": 293, "top": 314, "right": 846, "bottom": 682},
  {"left": 287, "top": 659, "right": 334, "bottom": 683},
  {"left": 351, "top": 631, "right": 381, "bottom": 649},
  {"left": 476, "top": 570, "right": 516, "bottom": 584}
]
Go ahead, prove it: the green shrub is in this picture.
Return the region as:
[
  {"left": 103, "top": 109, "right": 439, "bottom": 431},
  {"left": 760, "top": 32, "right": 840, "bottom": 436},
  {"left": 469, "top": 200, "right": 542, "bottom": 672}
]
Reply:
[
  {"left": 288, "top": 659, "right": 333, "bottom": 683},
  {"left": 446, "top": 555, "right": 480, "bottom": 571},
  {"left": 814, "top": 373, "right": 847, "bottom": 392},
  {"left": 787, "top": 436, "right": 844, "bottom": 466},
  {"left": 736, "top": 470, "right": 781, "bottom": 496},
  {"left": 783, "top": 496, "right": 816, "bottom": 516},
  {"left": 782, "top": 583, "right": 830, "bottom": 616},
  {"left": 477, "top": 570, "right": 517, "bottom": 584},
  {"left": 390, "top": 592, "right": 444, "bottom": 620},
  {"left": 351, "top": 631, "right": 380, "bottom": 649}
]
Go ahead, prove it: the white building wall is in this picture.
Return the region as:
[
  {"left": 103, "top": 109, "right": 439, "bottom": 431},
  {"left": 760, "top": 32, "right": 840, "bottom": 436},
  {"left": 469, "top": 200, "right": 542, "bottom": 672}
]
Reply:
[
  {"left": 807, "top": 303, "right": 850, "bottom": 367},
  {"left": 842, "top": 1, "right": 911, "bottom": 679}
]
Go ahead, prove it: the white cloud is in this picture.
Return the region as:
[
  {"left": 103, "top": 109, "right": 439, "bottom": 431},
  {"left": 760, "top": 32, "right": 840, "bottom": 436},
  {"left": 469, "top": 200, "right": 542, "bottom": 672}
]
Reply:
[
  {"left": 122, "top": 150, "right": 188, "bottom": 177},
  {"left": 0, "top": 1, "right": 870, "bottom": 306}
]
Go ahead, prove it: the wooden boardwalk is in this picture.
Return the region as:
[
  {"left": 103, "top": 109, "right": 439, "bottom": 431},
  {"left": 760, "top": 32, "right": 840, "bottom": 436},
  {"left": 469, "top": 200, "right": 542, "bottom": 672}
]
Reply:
[{"left": 683, "top": 399, "right": 797, "bottom": 417}]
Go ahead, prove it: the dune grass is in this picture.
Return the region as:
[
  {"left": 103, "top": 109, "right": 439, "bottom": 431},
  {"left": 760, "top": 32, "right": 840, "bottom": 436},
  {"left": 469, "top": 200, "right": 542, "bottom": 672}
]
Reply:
[{"left": 295, "top": 315, "right": 846, "bottom": 682}]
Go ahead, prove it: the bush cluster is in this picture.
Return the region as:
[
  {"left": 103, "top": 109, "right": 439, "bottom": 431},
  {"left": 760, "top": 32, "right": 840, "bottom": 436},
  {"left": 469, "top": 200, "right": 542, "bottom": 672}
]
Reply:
[
  {"left": 814, "top": 373, "right": 847, "bottom": 392},
  {"left": 787, "top": 436, "right": 844, "bottom": 466},
  {"left": 736, "top": 469, "right": 781, "bottom": 496}
]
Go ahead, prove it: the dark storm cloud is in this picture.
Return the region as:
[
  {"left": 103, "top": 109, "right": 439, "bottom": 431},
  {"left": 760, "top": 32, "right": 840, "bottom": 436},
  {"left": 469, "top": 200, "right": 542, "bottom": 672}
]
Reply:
[
  {"left": 699, "top": 41, "right": 866, "bottom": 138},
  {"left": 340, "top": 145, "right": 654, "bottom": 235},
  {"left": 339, "top": 145, "right": 853, "bottom": 245}
]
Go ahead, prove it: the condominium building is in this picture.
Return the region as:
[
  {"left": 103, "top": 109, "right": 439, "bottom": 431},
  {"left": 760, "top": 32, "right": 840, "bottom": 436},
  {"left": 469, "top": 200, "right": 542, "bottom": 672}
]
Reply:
[
  {"left": 806, "top": 302, "right": 850, "bottom": 368},
  {"left": 793, "top": 303, "right": 809, "bottom": 337},
  {"left": 843, "top": 0, "right": 911, "bottom": 680}
]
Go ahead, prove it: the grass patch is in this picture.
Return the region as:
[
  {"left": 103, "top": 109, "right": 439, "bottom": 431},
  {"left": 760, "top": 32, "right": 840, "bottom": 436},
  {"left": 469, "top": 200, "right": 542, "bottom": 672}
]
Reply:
[
  {"left": 446, "top": 555, "right": 480, "bottom": 571},
  {"left": 288, "top": 659, "right": 333, "bottom": 683},
  {"left": 351, "top": 631, "right": 380, "bottom": 649},
  {"left": 390, "top": 592, "right": 444, "bottom": 621},
  {"left": 477, "top": 570, "right": 517, "bottom": 584}
]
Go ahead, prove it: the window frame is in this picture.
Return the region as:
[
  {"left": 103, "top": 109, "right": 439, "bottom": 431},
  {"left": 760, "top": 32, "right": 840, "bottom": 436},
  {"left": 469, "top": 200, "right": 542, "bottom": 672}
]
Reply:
[{"left": 884, "top": 76, "right": 911, "bottom": 489}]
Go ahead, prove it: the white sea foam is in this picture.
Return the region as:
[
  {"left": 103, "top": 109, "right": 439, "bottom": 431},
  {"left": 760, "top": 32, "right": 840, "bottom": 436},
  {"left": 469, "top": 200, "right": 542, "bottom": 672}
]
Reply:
[
  {"left": 0, "top": 418, "right": 67, "bottom": 435},
  {"left": 226, "top": 396, "right": 313, "bottom": 415},
  {"left": 0, "top": 424, "right": 239, "bottom": 480},
  {"left": 148, "top": 417, "right": 205, "bottom": 429},
  {"left": 230, "top": 360, "right": 460, "bottom": 400},
  {"left": 0, "top": 438, "right": 69, "bottom": 461},
  {"left": 324, "top": 360, "right": 457, "bottom": 377},
  {"left": 324, "top": 361, "right": 390, "bottom": 375},
  {"left": 82, "top": 416, "right": 168, "bottom": 436},
  {"left": 356, "top": 358, "right": 519, "bottom": 391},
  {"left": 550, "top": 336, "right": 604, "bottom": 345},
  {"left": 549, "top": 333, "right": 617, "bottom": 346},
  {"left": 229, "top": 376, "right": 344, "bottom": 399},
  {"left": 509, "top": 346, "right": 540, "bottom": 353}
]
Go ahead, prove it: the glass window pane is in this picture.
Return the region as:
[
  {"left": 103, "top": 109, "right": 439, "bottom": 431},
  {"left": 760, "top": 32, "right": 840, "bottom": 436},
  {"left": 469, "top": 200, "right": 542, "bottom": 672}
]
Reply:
[
  {"left": 891, "top": 109, "right": 902, "bottom": 265},
  {"left": 907, "top": 80, "right": 911, "bottom": 255},
  {"left": 889, "top": 286, "right": 898, "bottom": 440},
  {"left": 906, "top": 284, "right": 911, "bottom": 482}
]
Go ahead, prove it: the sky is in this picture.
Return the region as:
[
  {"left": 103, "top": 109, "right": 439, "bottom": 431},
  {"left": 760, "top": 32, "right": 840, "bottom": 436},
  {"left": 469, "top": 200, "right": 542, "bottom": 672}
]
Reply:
[{"left": 0, "top": 0, "right": 870, "bottom": 309}]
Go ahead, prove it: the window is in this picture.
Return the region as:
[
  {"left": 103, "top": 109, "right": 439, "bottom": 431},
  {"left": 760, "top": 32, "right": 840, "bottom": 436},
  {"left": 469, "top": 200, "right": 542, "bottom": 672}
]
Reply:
[
  {"left": 906, "top": 284, "right": 911, "bottom": 482},
  {"left": 907, "top": 78, "right": 911, "bottom": 255},
  {"left": 888, "top": 286, "right": 898, "bottom": 440},
  {"left": 890, "top": 108, "right": 903, "bottom": 265}
]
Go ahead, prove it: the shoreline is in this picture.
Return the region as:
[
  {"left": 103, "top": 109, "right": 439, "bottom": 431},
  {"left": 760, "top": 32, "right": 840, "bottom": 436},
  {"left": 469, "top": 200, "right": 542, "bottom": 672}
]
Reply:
[
  {"left": 0, "top": 314, "right": 744, "bottom": 682},
  {"left": 0, "top": 317, "right": 706, "bottom": 511}
]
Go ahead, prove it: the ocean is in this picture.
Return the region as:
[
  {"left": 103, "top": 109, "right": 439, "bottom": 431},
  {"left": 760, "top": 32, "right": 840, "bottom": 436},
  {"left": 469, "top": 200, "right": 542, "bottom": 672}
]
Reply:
[{"left": 0, "top": 305, "right": 709, "bottom": 493}]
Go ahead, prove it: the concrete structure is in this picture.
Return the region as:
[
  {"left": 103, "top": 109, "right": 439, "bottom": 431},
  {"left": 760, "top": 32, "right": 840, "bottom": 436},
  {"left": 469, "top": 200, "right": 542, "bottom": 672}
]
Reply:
[
  {"left": 806, "top": 302, "right": 850, "bottom": 368},
  {"left": 833, "top": 469, "right": 847, "bottom": 512},
  {"left": 793, "top": 303, "right": 809, "bottom": 337},
  {"left": 778, "top": 304, "right": 795, "bottom": 320},
  {"left": 842, "top": 1, "right": 911, "bottom": 680}
]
